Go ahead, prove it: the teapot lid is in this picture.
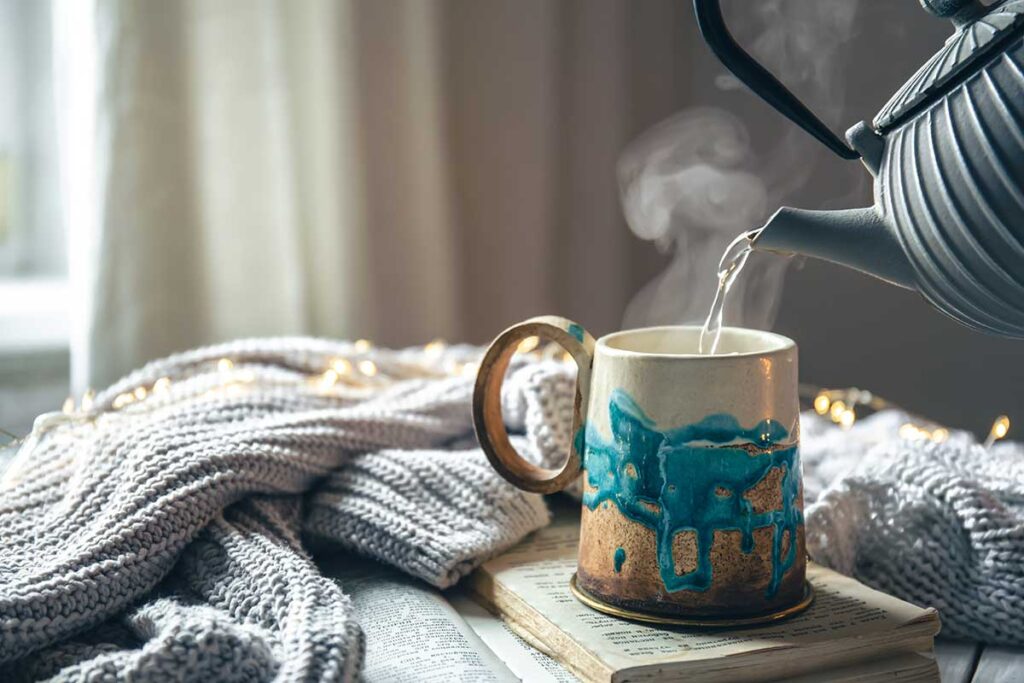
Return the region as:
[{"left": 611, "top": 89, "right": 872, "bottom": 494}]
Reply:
[{"left": 873, "top": 0, "right": 1024, "bottom": 132}]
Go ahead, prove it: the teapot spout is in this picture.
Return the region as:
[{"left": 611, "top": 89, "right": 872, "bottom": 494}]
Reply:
[{"left": 753, "top": 206, "right": 917, "bottom": 289}]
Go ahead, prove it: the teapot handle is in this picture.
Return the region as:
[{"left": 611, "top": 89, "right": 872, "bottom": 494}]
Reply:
[{"left": 692, "top": 0, "right": 861, "bottom": 160}]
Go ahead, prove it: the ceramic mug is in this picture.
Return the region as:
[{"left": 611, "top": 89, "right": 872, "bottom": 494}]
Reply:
[{"left": 472, "top": 316, "right": 806, "bottom": 620}]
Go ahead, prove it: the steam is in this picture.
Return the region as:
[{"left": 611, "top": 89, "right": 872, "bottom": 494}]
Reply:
[{"left": 620, "top": 0, "right": 859, "bottom": 330}]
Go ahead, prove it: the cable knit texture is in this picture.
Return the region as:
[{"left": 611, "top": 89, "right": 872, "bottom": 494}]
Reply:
[
  {"left": 2, "top": 337, "right": 1022, "bottom": 682},
  {"left": 0, "top": 339, "right": 558, "bottom": 681},
  {"left": 802, "top": 412, "right": 1024, "bottom": 645}
]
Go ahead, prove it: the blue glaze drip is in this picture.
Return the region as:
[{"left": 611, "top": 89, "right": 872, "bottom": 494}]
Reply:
[
  {"left": 614, "top": 547, "right": 627, "bottom": 573},
  {"left": 573, "top": 425, "right": 586, "bottom": 457},
  {"left": 582, "top": 389, "right": 801, "bottom": 597},
  {"left": 568, "top": 323, "right": 585, "bottom": 343}
]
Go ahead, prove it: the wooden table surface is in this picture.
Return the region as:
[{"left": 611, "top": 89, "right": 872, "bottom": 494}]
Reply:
[{"left": 935, "top": 640, "right": 1024, "bottom": 682}]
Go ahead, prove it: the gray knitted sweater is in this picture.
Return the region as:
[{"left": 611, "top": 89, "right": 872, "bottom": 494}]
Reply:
[
  {"left": 0, "top": 339, "right": 561, "bottom": 681},
  {"left": 2, "top": 338, "right": 1022, "bottom": 681}
]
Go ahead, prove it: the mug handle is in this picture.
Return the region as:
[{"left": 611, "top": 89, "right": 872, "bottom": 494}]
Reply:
[{"left": 472, "top": 316, "right": 595, "bottom": 494}]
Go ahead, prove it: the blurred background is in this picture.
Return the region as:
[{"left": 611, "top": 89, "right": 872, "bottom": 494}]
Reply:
[{"left": 1, "top": 0, "right": 1021, "bottom": 437}]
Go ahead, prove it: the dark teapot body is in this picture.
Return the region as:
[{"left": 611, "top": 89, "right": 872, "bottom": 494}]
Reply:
[{"left": 874, "top": 29, "right": 1024, "bottom": 336}]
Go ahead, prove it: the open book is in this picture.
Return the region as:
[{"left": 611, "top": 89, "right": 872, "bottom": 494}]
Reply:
[
  {"left": 317, "top": 503, "right": 940, "bottom": 682},
  {"left": 318, "top": 555, "right": 577, "bottom": 682},
  {"left": 467, "top": 510, "right": 941, "bottom": 683}
]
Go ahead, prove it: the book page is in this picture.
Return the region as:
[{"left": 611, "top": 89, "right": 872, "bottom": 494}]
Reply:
[
  {"left": 474, "top": 514, "right": 938, "bottom": 674},
  {"left": 320, "top": 556, "right": 518, "bottom": 683},
  {"left": 783, "top": 652, "right": 938, "bottom": 683},
  {"left": 449, "top": 589, "right": 580, "bottom": 683}
]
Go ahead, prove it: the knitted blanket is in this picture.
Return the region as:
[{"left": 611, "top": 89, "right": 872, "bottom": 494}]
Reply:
[
  {"left": 801, "top": 410, "right": 1024, "bottom": 646},
  {"left": 1, "top": 338, "right": 1021, "bottom": 681},
  {"left": 0, "top": 339, "right": 557, "bottom": 681}
]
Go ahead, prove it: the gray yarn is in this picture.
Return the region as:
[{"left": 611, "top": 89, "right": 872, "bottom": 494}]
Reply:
[
  {"left": 0, "top": 338, "right": 553, "bottom": 681},
  {"left": 304, "top": 447, "right": 551, "bottom": 588},
  {"left": 803, "top": 413, "right": 1024, "bottom": 645},
  {"left": 13, "top": 497, "right": 360, "bottom": 682}
]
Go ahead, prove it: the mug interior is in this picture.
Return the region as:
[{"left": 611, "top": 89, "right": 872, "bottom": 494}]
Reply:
[{"left": 599, "top": 325, "right": 793, "bottom": 357}]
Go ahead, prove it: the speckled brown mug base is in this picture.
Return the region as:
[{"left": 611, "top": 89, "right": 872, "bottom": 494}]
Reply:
[
  {"left": 577, "top": 484, "right": 807, "bottom": 619},
  {"left": 570, "top": 572, "right": 814, "bottom": 627}
]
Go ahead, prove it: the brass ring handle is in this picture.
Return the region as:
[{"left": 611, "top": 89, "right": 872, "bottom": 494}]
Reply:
[{"left": 472, "top": 316, "right": 594, "bottom": 494}]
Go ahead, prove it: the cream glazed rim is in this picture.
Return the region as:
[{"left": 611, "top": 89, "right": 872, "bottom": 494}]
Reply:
[{"left": 595, "top": 325, "right": 795, "bottom": 361}]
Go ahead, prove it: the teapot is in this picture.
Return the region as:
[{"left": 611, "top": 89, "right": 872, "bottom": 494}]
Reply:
[{"left": 693, "top": 0, "right": 1024, "bottom": 337}]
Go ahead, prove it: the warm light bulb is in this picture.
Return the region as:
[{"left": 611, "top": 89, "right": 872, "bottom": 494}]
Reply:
[
  {"left": 62, "top": 397, "right": 75, "bottom": 415},
  {"left": 829, "top": 400, "right": 847, "bottom": 421},
  {"left": 133, "top": 386, "right": 148, "bottom": 401},
  {"left": 516, "top": 336, "right": 540, "bottom": 354},
  {"left": 331, "top": 358, "right": 353, "bottom": 375},
  {"left": 424, "top": 339, "right": 446, "bottom": 358},
  {"left": 113, "top": 393, "right": 134, "bottom": 409},
  {"left": 899, "top": 423, "right": 920, "bottom": 440},
  {"left": 354, "top": 339, "right": 371, "bottom": 353},
  {"left": 931, "top": 428, "right": 949, "bottom": 443},
  {"left": 985, "top": 415, "right": 1011, "bottom": 447},
  {"left": 839, "top": 409, "right": 855, "bottom": 429},
  {"left": 358, "top": 360, "right": 378, "bottom": 377},
  {"left": 80, "top": 390, "right": 95, "bottom": 411},
  {"left": 320, "top": 369, "right": 339, "bottom": 388},
  {"left": 813, "top": 394, "right": 830, "bottom": 415},
  {"left": 217, "top": 358, "right": 234, "bottom": 372},
  {"left": 153, "top": 377, "right": 172, "bottom": 394}
]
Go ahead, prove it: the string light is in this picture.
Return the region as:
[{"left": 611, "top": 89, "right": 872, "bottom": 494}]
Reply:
[
  {"left": 805, "top": 387, "right": 898, "bottom": 430},
  {"left": 985, "top": 415, "right": 1010, "bottom": 448},
  {"left": 49, "top": 343, "right": 1014, "bottom": 462},
  {"left": 112, "top": 393, "right": 135, "bottom": 409},
  {"left": 516, "top": 336, "right": 540, "bottom": 354},
  {"left": 899, "top": 423, "right": 921, "bottom": 440},
  {"left": 899, "top": 422, "right": 951, "bottom": 444},
  {"left": 423, "top": 339, "right": 446, "bottom": 359}
]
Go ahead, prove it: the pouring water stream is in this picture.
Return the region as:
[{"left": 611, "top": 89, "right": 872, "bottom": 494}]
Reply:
[{"left": 698, "top": 228, "right": 762, "bottom": 355}]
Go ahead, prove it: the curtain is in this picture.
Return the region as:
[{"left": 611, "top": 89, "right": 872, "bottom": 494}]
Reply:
[{"left": 60, "top": 0, "right": 688, "bottom": 390}]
